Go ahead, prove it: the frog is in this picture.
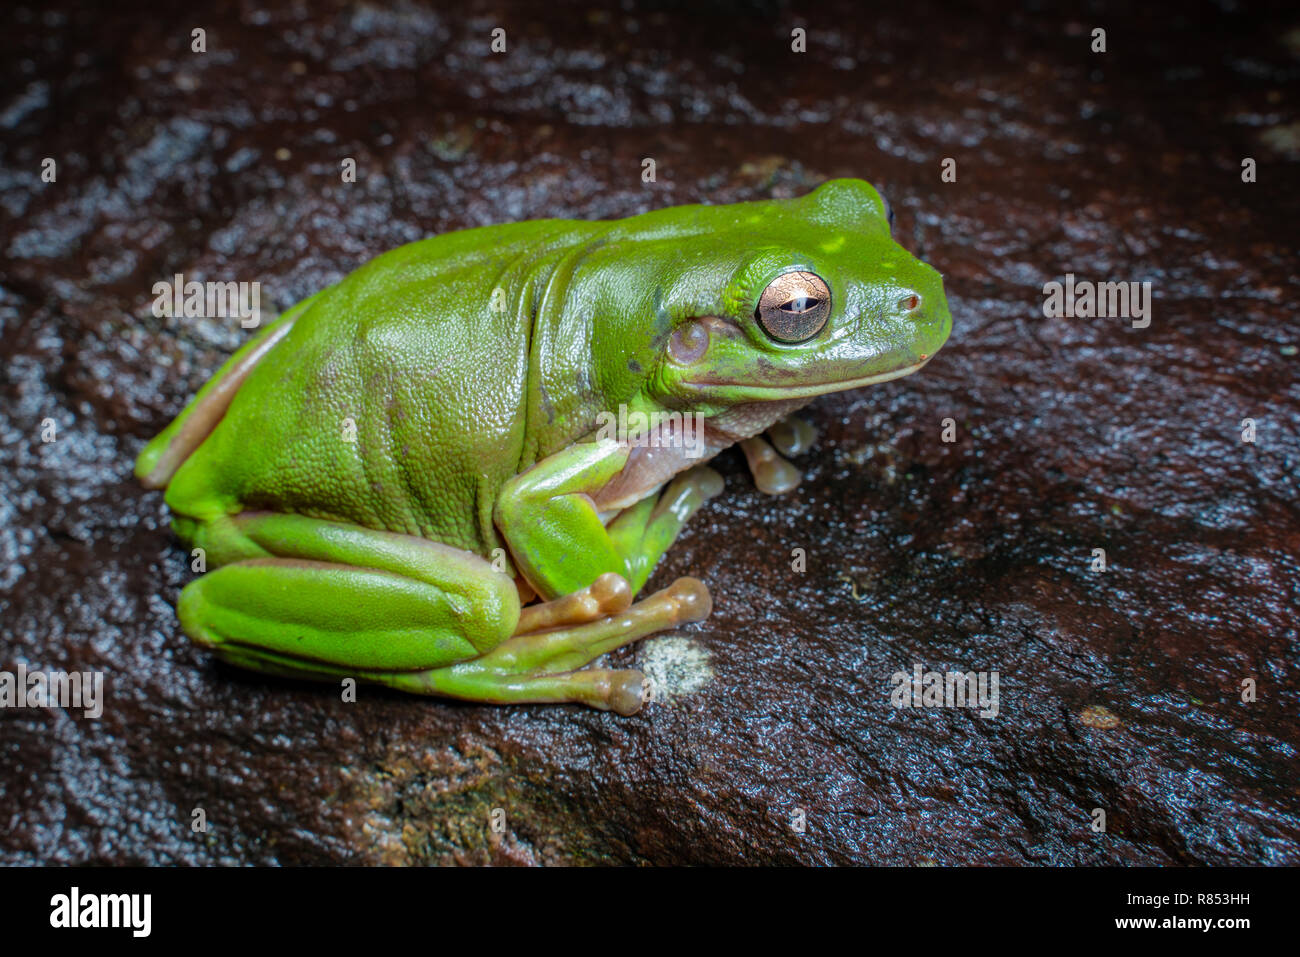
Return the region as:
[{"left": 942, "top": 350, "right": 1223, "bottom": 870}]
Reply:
[{"left": 135, "top": 178, "right": 952, "bottom": 715}]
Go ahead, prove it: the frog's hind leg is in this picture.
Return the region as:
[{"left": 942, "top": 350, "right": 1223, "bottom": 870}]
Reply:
[
  {"left": 385, "top": 575, "right": 711, "bottom": 715},
  {"left": 174, "top": 509, "right": 515, "bottom": 674},
  {"left": 179, "top": 553, "right": 517, "bottom": 676},
  {"left": 176, "top": 512, "right": 702, "bottom": 714}
]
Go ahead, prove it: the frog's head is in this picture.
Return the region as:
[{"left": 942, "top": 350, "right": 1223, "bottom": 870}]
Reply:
[{"left": 644, "top": 178, "right": 951, "bottom": 410}]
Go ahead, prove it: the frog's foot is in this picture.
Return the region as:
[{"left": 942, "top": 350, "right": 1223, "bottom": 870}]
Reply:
[
  {"left": 741, "top": 415, "right": 818, "bottom": 496},
  {"left": 393, "top": 576, "right": 711, "bottom": 715},
  {"left": 739, "top": 436, "right": 802, "bottom": 495},
  {"left": 512, "top": 571, "right": 628, "bottom": 633},
  {"left": 768, "top": 414, "right": 818, "bottom": 458}
]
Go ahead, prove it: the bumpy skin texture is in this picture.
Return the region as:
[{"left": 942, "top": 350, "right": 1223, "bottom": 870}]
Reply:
[{"left": 134, "top": 178, "right": 952, "bottom": 710}]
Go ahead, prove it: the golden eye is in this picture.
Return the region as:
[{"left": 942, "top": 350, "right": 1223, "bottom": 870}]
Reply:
[{"left": 755, "top": 271, "right": 831, "bottom": 343}]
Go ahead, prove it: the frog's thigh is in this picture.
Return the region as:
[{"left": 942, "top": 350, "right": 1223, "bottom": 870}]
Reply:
[
  {"left": 181, "top": 557, "right": 516, "bottom": 674},
  {"left": 178, "top": 512, "right": 520, "bottom": 672}
]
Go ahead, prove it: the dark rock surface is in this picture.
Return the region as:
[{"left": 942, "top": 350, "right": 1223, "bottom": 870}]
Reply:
[{"left": 2, "top": 0, "right": 1297, "bottom": 865}]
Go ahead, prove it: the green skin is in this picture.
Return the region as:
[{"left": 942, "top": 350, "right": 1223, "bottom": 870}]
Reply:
[{"left": 135, "top": 178, "right": 951, "bottom": 715}]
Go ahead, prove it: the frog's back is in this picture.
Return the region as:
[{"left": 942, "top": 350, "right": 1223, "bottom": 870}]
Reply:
[{"left": 162, "top": 219, "right": 588, "bottom": 555}]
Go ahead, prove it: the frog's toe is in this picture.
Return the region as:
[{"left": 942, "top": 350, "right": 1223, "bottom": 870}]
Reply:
[
  {"left": 514, "top": 571, "right": 632, "bottom": 635},
  {"left": 473, "top": 576, "right": 713, "bottom": 680},
  {"left": 740, "top": 436, "right": 802, "bottom": 495},
  {"left": 668, "top": 575, "right": 712, "bottom": 624},
  {"left": 768, "top": 414, "right": 818, "bottom": 457},
  {"left": 679, "top": 464, "right": 725, "bottom": 500},
  {"left": 650, "top": 465, "right": 725, "bottom": 523},
  {"left": 604, "top": 668, "right": 647, "bottom": 716}
]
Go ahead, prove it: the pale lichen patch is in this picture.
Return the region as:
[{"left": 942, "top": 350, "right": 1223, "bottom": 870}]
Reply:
[{"left": 640, "top": 635, "right": 714, "bottom": 704}]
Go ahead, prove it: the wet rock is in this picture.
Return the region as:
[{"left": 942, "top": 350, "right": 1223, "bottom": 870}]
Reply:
[{"left": 1, "top": 0, "right": 1297, "bottom": 865}]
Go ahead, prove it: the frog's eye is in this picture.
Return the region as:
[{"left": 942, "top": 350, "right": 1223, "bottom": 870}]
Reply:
[
  {"left": 881, "top": 194, "right": 895, "bottom": 231},
  {"left": 755, "top": 271, "right": 831, "bottom": 344}
]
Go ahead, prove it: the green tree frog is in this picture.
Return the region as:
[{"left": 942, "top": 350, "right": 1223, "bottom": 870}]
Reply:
[{"left": 135, "top": 178, "right": 952, "bottom": 714}]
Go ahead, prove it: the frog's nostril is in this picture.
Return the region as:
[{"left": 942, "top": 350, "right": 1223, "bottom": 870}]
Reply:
[{"left": 899, "top": 293, "right": 922, "bottom": 314}]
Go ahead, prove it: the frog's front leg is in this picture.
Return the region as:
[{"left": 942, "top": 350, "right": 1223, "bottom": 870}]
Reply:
[
  {"left": 175, "top": 512, "right": 702, "bottom": 713},
  {"left": 495, "top": 437, "right": 723, "bottom": 599}
]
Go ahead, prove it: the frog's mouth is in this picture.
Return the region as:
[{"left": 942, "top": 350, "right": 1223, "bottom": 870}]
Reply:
[{"left": 684, "top": 356, "right": 933, "bottom": 401}]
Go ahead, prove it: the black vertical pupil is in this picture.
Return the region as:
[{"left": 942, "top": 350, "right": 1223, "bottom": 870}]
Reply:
[{"left": 781, "top": 296, "right": 819, "bottom": 313}]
